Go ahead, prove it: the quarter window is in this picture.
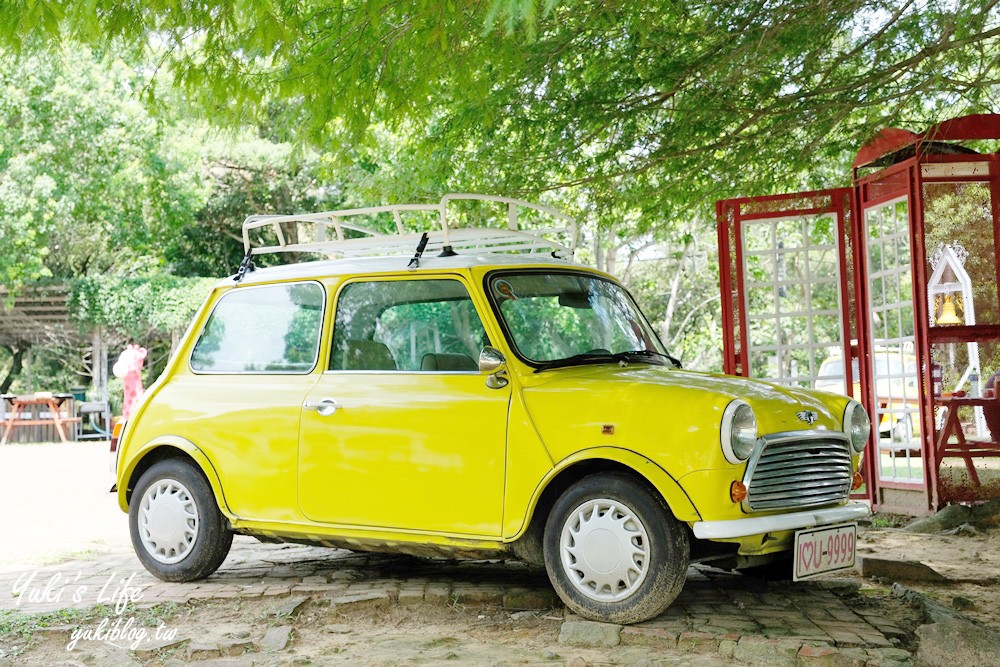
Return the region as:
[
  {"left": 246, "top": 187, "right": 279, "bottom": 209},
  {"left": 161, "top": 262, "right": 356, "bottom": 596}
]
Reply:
[
  {"left": 331, "top": 279, "right": 487, "bottom": 372},
  {"left": 190, "top": 282, "right": 325, "bottom": 373}
]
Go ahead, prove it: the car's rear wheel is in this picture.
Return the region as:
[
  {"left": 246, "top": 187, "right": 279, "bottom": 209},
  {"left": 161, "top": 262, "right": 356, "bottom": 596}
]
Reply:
[
  {"left": 543, "top": 473, "right": 689, "bottom": 624},
  {"left": 129, "top": 458, "right": 233, "bottom": 582}
]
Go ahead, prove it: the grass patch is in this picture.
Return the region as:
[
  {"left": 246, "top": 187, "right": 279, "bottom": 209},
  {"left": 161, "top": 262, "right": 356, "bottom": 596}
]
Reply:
[
  {"left": 135, "top": 601, "right": 181, "bottom": 627},
  {"left": 870, "top": 513, "right": 913, "bottom": 529},
  {"left": 0, "top": 600, "right": 184, "bottom": 644},
  {"left": 0, "top": 604, "right": 112, "bottom": 641}
]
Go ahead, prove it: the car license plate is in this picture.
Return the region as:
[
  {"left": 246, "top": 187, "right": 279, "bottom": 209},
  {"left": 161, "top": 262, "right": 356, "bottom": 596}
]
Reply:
[{"left": 793, "top": 523, "right": 857, "bottom": 581}]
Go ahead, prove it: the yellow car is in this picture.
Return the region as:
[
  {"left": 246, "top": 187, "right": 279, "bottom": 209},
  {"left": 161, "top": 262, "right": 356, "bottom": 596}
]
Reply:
[
  {"left": 112, "top": 195, "right": 870, "bottom": 624},
  {"left": 816, "top": 350, "right": 920, "bottom": 443}
]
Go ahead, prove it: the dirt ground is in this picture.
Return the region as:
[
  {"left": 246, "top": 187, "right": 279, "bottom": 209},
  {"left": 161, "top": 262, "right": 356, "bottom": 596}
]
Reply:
[
  {"left": 7, "top": 600, "right": 735, "bottom": 667},
  {"left": 856, "top": 523, "right": 1000, "bottom": 628}
]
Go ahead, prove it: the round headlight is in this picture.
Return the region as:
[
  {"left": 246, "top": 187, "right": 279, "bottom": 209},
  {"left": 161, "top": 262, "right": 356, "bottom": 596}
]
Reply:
[
  {"left": 843, "top": 401, "right": 870, "bottom": 452},
  {"left": 721, "top": 400, "right": 757, "bottom": 464}
]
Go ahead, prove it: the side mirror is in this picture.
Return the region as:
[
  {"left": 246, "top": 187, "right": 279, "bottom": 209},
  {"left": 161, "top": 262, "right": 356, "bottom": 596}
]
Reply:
[{"left": 479, "top": 347, "right": 509, "bottom": 389}]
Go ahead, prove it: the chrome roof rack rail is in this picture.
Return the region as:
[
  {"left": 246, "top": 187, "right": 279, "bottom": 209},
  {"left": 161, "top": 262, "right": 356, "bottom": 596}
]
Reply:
[{"left": 240, "top": 193, "right": 578, "bottom": 261}]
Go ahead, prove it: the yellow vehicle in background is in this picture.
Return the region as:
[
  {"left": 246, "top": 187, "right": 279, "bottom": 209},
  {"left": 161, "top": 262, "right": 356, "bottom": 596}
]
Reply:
[
  {"left": 112, "top": 195, "right": 870, "bottom": 624},
  {"left": 816, "top": 349, "right": 920, "bottom": 445}
]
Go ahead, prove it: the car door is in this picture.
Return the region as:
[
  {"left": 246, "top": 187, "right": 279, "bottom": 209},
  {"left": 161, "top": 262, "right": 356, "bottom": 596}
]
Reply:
[
  {"left": 298, "top": 275, "right": 510, "bottom": 538},
  {"left": 174, "top": 280, "right": 326, "bottom": 520}
]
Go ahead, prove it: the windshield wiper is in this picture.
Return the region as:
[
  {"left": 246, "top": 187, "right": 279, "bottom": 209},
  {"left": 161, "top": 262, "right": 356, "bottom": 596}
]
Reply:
[
  {"left": 534, "top": 349, "right": 680, "bottom": 373},
  {"left": 533, "top": 352, "right": 624, "bottom": 373},
  {"left": 619, "top": 349, "right": 683, "bottom": 369}
]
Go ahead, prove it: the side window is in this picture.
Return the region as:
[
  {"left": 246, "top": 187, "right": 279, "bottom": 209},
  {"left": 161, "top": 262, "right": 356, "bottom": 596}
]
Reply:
[
  {"left": 330, "top": 279, "right": 488, "bottom": 372},
  {"left": 191, "top": 282, "right": 325, "bottom": 373}
]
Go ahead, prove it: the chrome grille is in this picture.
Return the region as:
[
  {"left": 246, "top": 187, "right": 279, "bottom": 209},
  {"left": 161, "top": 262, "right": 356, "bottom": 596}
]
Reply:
[{"left": 744, "top": 431, "right": 853, "bottom": 511}]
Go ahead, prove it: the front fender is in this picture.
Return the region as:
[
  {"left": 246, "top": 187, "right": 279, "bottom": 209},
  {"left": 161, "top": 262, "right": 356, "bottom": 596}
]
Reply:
[
  {"left": 508, "top": 446, "right": 702, "bottom": 541},
  {"left": 116, "top": 435, "right": 232, "bottom": 518}
]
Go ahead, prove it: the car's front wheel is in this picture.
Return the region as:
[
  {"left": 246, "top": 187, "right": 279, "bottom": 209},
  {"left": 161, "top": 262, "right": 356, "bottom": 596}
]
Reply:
[
  {"left": 543, "top": 473, "right": 689, "bottom": 624},
  {"left": 129, "top": 458, "right": 233, "bottom": 582}
]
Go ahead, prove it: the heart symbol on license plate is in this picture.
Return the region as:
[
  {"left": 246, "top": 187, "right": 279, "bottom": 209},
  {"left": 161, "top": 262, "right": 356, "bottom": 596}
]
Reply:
[{"left": 800, "top": 540, "right": 815, "bottom": 571}]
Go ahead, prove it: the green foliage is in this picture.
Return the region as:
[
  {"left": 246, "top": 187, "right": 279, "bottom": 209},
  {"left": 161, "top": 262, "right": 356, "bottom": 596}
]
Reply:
[
  {"left": 1, "top": 0, "right": 997, "bottom": 379},
  {"left": 0, "top": 600, "right": 181, "bottom": 653},
  {"left": 0, "top": 604, "right": 111, "bottom": 643},
  {"left": 625, "top": 229, "right": 723, "bottom": 371},
  {"left": 164, "top": 157, "right": 341, "bottom": 277},
  {"left": 0, "top": 46, "right": 207, "bottom": 287},
  {"left": 69, "top": 276, "right": 216, "bottom": 341},
  {"left": 3, "top": 1, "right": 996, "bottom": 225}
]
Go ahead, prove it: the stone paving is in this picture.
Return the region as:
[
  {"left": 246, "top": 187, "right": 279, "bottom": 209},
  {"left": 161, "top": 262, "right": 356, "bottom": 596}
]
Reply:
[{"left": 0, "top": 537, "right": 915, "bottom": 665}]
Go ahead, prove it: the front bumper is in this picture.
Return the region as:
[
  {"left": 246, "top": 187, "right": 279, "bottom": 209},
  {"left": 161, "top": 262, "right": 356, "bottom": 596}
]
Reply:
[{"left": 691, "top": 501, "right": 870, "bottom": 540}]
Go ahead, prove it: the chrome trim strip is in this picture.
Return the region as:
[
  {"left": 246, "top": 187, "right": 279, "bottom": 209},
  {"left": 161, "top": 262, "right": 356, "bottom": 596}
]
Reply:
[
  {"left": 321, "top": 370, "right": 480, "bottom": 376},
  {"left": 691, "top": 502, "right": 870, "bottom": 540}
]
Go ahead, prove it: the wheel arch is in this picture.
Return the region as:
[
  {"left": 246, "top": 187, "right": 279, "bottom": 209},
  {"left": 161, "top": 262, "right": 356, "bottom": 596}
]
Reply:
[
  {"left": 118, "top": 436, "right": 232, "bottom": 519},
  {"left": 507, "top": 448, "right": 700, "bottom": 566}
]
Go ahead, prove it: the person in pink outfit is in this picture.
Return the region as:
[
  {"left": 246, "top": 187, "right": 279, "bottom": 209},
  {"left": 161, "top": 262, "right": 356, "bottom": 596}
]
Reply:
[{"left": 113, "top": 344, "right": 147, "bottom": 419}]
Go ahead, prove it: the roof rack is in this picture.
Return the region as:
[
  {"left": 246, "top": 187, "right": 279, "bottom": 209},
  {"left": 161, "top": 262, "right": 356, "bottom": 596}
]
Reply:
[{"left": 241, "top": 193, "right": 578, "bottom": 261}]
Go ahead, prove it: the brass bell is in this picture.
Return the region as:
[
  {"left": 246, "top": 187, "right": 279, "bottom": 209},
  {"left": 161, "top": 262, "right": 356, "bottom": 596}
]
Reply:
[{"left": 936, "top": 293, "right": 962, "bottom": 326}]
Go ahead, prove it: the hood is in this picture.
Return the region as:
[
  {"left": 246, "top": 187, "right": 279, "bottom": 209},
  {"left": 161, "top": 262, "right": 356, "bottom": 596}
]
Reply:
[{"left": 522, "top": 364, "right": 847, "bottom": 434}]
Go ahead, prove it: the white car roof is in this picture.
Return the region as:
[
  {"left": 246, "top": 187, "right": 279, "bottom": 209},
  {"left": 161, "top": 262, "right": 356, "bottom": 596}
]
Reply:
[{"left": 220, "top": 252, "right": 591, "bottom": 287}]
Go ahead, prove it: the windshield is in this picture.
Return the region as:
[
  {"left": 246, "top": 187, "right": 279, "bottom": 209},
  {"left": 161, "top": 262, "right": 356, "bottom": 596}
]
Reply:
[{"left": 488, "top": 271, "right": 669, "bottom": 366}]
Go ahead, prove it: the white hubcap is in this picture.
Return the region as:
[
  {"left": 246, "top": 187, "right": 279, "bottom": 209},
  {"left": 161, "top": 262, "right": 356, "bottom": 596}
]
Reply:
[
  {"left": 138, "top": 479, "right": 199, "bottom": 564},
  {"left": 560, "top": 499, "right": 650, "bottom": 602}
]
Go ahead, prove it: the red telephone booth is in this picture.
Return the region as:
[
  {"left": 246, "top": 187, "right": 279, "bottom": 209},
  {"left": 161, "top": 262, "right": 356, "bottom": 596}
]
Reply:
[{"left": 718, "top": 114, "right": 1000, "bottom": 514}]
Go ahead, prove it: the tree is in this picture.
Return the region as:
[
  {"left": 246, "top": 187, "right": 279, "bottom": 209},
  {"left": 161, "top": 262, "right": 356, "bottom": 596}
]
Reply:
[
  {"left": 162, "top": 137, "right": 342, "bottom": 276},
  {"left": 0, "top": 46, "right": 206, "bottom": 288},
  {"left": 2, "top": 1, "right": 997, "bottom": 218}
]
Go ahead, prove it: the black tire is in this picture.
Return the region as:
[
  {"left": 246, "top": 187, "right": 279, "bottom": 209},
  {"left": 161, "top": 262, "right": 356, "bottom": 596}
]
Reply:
[
  {"left": 543, "top": 473, "right": 689, "bottom": 624},
  {"left": 129, "top": 458, "right": 233, "bottom": 582}
]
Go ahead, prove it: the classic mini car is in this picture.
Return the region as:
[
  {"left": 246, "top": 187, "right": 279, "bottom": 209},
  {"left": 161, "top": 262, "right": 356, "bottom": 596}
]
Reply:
[{"left": 112, "top": 194, "right": 871, "bottom": 624}]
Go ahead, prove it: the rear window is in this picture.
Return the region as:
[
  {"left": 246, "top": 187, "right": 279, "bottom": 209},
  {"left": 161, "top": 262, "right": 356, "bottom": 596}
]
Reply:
[{"left": 190, "top": 282, "right": 325, "bottom": 373}]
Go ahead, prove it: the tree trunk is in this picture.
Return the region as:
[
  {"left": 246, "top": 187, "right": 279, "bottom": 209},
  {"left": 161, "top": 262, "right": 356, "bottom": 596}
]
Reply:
[{"left": 0, "top": 343, "right": 27, "bottom": 394}]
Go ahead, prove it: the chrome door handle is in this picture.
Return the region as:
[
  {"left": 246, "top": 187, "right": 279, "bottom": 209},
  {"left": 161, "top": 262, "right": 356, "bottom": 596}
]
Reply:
[{"left": 303, "top": 398, "right": 339, "bottom": 417}]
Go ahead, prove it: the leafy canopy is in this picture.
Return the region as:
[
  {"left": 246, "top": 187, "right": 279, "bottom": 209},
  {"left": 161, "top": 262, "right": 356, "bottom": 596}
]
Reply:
[
  {"left": 2, "top": 0, "right": 998, "bottom": 224},
  {"left": 2, "top": 0, "right": 999, "bottom": 374},
  {"left": 0, "top": 45, "right": 207, "bottom": 286}
]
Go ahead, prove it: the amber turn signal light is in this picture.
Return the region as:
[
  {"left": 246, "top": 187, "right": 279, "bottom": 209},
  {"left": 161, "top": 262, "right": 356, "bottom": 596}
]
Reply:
[
  {"left": 852, "top": 471, "right": 864, "bottom": 490},
  {"left": 110, "top": 420, "right": 125, "bottom": 453},
  {"left": 730, "top": 481, "right": 747, "bottom": 503}
]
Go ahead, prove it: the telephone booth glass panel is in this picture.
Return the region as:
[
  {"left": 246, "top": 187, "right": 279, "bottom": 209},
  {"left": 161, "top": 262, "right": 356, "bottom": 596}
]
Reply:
[
  {"left": 922, "top": 161, "right": 1000, "bottom": 501},
  {"left": 741, "top": 213, "right": 847, "bottom": 389},
  {"left": 863, "top": 198, "right": 922, "bottom": 484}
]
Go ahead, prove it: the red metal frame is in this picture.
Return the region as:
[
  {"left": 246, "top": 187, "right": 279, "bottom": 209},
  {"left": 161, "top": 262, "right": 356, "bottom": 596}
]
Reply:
[
  {"left": 716, "top": 190, "right": 878, "bottom": 504},
  {"left": 719, "top": 114, "right": 1000, "bottom": 513}
]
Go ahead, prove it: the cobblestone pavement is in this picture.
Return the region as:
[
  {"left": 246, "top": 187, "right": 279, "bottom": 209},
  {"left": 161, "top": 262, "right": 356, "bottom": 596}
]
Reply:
[
  {"left": 1, "top": 444, "right": 916, "bottom": 664},
  {"left": 1, "top": 537, "right": 913, "bottom": 665}
]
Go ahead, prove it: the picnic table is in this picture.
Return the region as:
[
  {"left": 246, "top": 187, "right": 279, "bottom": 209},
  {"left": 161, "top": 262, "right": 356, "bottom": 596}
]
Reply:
[
  {"left": 0, "top": 393, "right": 81, "bottom": 445},
  {"left": 935, "top": 393, "right": 1000, "bottom": 487}
]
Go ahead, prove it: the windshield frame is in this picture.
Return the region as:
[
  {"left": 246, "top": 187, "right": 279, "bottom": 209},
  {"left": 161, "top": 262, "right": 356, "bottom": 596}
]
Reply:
[{"left": 483, "top": 268, "right": 671, "bottom": 370}]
